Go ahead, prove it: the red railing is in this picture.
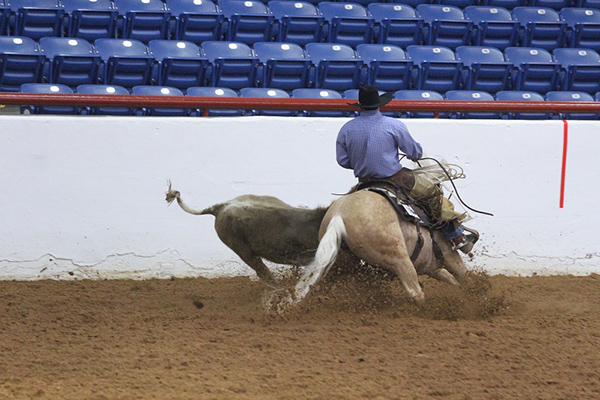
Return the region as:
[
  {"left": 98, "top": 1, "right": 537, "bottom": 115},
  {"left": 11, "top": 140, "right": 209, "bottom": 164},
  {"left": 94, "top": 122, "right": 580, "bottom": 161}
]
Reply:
[{"left": 1, "top": 93, "right": 600, "bottom": 117}]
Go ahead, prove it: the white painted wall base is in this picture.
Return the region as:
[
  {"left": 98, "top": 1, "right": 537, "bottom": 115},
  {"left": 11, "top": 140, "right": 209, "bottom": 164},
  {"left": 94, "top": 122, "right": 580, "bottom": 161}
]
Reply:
[{"left": 1, "top": 116, "right": 598, "bottom": 280}]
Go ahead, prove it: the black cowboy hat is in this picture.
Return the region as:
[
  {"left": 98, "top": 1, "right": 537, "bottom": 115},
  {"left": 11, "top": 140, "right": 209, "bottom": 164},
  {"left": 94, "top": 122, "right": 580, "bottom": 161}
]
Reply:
[{"left": 349, "top": 86, "right": 394, "bottom": 109}]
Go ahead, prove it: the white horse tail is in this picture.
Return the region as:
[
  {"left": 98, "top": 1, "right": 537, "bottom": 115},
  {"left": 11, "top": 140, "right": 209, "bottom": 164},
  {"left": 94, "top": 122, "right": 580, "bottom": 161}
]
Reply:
[{"left": 292, "top": 215, "right": 347, "bottom": 304}]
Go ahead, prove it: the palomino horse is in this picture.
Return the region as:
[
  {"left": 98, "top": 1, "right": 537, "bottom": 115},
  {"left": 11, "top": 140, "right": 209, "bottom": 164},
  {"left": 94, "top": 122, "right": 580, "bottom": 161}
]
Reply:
[{"left": 280, "top": 189, "right": 469, "bottom": 308}]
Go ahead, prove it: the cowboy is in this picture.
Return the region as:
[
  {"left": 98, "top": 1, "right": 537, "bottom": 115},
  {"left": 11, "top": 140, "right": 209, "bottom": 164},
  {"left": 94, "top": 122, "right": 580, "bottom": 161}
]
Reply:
[{"left": 336, "top": 86, "right": 478, "bottom": 254}]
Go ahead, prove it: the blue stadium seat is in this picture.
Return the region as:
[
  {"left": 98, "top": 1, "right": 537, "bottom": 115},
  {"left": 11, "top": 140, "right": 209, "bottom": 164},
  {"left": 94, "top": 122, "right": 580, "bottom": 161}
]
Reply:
[
  {"left": 283, "top": 0, "right": 320, "bottom": 6},
  {"left": 512, "top": 7, "right": 567, "bottom": 51},
  {"left": 406, "top": 45, "right": 463, "bottom": 93},
  {"left": 504, "top": 47, "right": 560, "bottom": 94},
  {"left": 0, "top": 37, "right": 45, "bottom": 92},
  {"left": 201, "top": 41, "right": 259, "bottom": 90},
  {"left": 166, "top": 0, "right": 224, "bottom": 44},
  {"left": 387, "top": 0, "right": 431, "bottom": 7},
  {"left": 367, "top": 3, "right": 424, "bottom": 48},
  {"left": 528, "top": 0, "right": 570, "bottom": 10},
  {"left": 342, "top": 88, "right": 359, "bottom": 98},
  {"left": 132, "top": 85, "right": 189, "bottom": 116},
  {"left": 291, "top": 88, "right": 347, "bottom": 117},
  {"left": 0, "top": 1, "right": 9, "bottom": 36},
  {"left": 40, "top": 37, "right": 101, "bottom": 87},
  {"left": 416, "top": 5, "right": 473, "bottom": 50},
  {"left": 445, "top": 90, "right": 499, "bottom": 119},
  {"left": 62, "top": 0, "right": 118, "bottom": 41},
  {"left": 438, "top": 0, "right": 478, "bottom": 9},
  {"left": 318, "top": 2, "right": 374, "bottom": 47},
  {"left": 464, "top": 6, "right": 519, "bottom": 50},
  {"left": 546, "top": 90, "right": 597, "bottom": 120},
  {"left": 561, "top": 8, "right": 600, "bottom": 51},
  {"left": 94, "top": 38, "right": 155, "bottom": 88},
  {"left": 553, "top": 48, "right": 600, "bottom": 94},
  {"left": 305, "top": 43, "right": 363, "bottom": 90},
  {"left": 393, "top": 89, "right": 447, "bottom": 118},
  {"left": 253, "top": 42, "right": 313, "bottom": 90},
  {"left": 268, "top": 1, "right": 324, "bottom": 46},
  {"left": 456, "top": 46, "right": 511, "bottom": 93},
  {"left": 219, "top": 0, "right": 275, "bottom": 45},
  {"left": 479, "top": 0, "right": 526, "bottom": 9},
  {"left": 76, "top": 84, "right": 133, "bottom": 115},
  {"left": 10, "top": 0, "right": 65, "bottom": 40},
  {"left": 356, "top": 44, "right": 412, "bottom": 91},
  {"left": 113, "top": 0, "right": 170, "bottom": 42},
  {"left": 187, "top": 86, "right": 243, "bottom": 116},
  {"left": 20, "top": 83, "right": 77, "bottom": 114},
  {"left": 148, "top": 40, "right": 209, "bottom": 89},
  {"left": 579, "top": 0, "right": 600, "bottom": 8},
  {"left": 239, "top": 87, "right": 296, "bottom": 116},
  {"left": 345, "top": 0, "right": 385, "bottom": 6},
  {"left": 496, "top": 90, "right": 550, "bottom": 119}
]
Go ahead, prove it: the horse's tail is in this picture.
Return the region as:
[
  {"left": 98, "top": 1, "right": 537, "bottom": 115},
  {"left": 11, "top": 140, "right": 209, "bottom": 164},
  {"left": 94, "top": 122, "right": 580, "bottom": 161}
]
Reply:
[
  {"left": 292, "top": 215, "right": 347, "bottom": 304},
  {"left": 165, "top": 180, "right": 224, "bottom": 216}
]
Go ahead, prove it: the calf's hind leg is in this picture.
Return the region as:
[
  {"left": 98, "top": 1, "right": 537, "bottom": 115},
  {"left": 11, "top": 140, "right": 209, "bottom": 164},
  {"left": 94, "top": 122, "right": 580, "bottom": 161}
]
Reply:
[
  {"left": 239, "top": 254, "right": 279, "bottom": 287},
  {"left": 219, "top": 236, "right": 279, "bottom": 286}
]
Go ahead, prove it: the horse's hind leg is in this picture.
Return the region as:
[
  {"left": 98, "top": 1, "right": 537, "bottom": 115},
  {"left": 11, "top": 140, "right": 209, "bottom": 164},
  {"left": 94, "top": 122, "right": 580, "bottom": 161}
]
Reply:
[
  {"left": 349, "top": 234, "right": 425, "bottom": 304},
  {"left": 361, "top": 244, "right": 424, "bottom": 304}
]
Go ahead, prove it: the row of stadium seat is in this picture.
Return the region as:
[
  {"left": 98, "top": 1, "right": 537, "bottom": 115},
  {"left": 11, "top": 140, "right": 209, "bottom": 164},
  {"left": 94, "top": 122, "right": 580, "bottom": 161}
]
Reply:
[
  {"left": 18, "top": 83, "right": 600, "bottom": 120},
  {"left": 2, "top": 37, "right": 600, "bottom": 95},
  {"left": 363, "top": 0, "right": 600, "bottom": 8},
  {"left": 2, "top": 0, "right": 600, "bottom": 50}
]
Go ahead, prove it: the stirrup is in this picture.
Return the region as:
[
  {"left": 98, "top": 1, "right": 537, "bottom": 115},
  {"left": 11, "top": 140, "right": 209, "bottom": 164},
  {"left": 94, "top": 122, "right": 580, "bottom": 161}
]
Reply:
[{"left": 454, "top": 227, "right": 479, "bottom": 254}]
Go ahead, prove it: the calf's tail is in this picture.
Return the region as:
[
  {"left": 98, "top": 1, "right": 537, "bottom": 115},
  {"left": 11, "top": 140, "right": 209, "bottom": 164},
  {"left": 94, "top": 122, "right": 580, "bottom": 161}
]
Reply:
[
  {"left": 165, "top": 180, "right": 223, "bottom": 216},
  {"left": 292, "top": 215, "right": 347, "bottom": 303}
]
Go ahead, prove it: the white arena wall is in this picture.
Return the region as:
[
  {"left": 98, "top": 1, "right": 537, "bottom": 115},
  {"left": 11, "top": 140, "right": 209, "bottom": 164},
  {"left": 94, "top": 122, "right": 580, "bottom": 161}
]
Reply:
[{"left": 1, "top": 116, "right": 598, "bottom": 280}]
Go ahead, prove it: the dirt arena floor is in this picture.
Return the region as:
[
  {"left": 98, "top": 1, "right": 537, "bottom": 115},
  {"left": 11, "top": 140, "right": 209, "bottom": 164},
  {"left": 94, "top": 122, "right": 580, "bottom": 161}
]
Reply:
[{"left": 0, "top": 270, "right": 599, "bottom": 400}]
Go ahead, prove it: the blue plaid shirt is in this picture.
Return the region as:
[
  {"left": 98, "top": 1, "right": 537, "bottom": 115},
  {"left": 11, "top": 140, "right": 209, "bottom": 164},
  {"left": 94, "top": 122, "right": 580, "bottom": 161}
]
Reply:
[{"left": 336, "top": 110, "right": 423, "bottom": 179}]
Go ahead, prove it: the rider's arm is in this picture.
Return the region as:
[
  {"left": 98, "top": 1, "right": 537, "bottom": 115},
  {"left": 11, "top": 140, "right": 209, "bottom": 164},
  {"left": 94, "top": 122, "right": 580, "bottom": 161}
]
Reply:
[
  {"left": 394, "top": 121, "right": 423, "bottom": 162},
  {"left": 336, "top": 130, "right": 352, "bottom": 169}
]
